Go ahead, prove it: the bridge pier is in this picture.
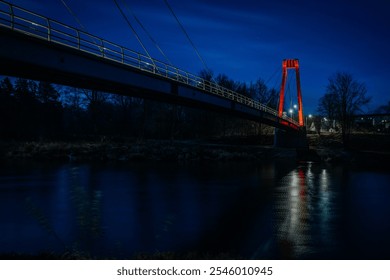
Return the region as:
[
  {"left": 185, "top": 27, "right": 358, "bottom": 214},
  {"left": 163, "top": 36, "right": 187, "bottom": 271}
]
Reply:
[{"left": 274, "top": 127, "right": 308, "bottom": 149}]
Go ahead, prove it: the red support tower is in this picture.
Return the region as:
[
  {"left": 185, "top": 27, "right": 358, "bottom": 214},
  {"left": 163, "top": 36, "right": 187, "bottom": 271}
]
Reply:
[{"left": 278, "top": 59, "right": 304, "bottom": 126}]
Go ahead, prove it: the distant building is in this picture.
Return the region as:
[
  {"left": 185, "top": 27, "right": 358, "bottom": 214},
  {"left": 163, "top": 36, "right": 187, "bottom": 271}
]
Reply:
[{"left": 354, "top": 114, "right": 390, "bottom": 133}]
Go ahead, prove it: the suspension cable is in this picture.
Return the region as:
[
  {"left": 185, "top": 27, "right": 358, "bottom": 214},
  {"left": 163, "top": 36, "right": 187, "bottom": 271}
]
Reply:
[
  {"left": 60, "top": 0, "right": 105, "bottom": 49},
  {"left": 163, "top": 0, "right": 210, "bottom": 72},
  {"left": 287, "top": 71, "right": 293, "bottom": 111},
  {"left": 264, "top": 65, "right": 280, "bottom": 88},
  {"left": 59, "top": 0, "right": 87, "bottom": 32},
  {"left": 113, "top": 0, "right": 154, "bottom": 64},
  {"left": 272, "top": 71, "right": 282, "bottom": 94},
  {"left": 265, "top": 66, "right": 281, "bottom": 110},
  {"left": 120, "top": 0, "right": 172, "bottom": 65}
]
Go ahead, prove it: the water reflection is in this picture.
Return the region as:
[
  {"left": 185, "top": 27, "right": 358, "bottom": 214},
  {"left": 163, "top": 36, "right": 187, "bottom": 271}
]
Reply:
[
  {"left": 274, "top": 162, "right": 336, "bottom": 259},
  {"left": 68, "top": 166, "right": 103, "bottom": 251},
  {"left": 1, "top": 160, "right": 390, "bottom": 259}
]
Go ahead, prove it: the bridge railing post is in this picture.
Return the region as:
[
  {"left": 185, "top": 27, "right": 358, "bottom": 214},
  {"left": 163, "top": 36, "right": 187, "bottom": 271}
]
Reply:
[
  {"left": 76, "top": 30, "right": 80, "bottom": 50},
  {"left": 100, "top": 39, "right": 105, "bottom": 58},
  {"left": 46, "top": 18, "right": 51, "bottom": 42},
  {"left": 9, "top": 2, "right": 14, "bottom": 30},
  {"left": 201, "top": 78, "right": 206, "bottom": 90}
]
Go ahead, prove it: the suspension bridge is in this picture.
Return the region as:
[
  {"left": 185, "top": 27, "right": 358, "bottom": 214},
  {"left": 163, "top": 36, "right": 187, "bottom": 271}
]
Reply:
[{"left": 0, "top": 0, "right": 307, "bottom": 147}]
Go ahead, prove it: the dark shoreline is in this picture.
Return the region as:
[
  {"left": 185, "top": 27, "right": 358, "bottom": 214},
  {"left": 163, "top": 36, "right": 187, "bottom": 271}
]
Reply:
[
  {"left": 0, "top": 133, "right": 389, "bottom": 165},
  {"left": 0, "top": 139, "right": 296, "bottom": 163}
]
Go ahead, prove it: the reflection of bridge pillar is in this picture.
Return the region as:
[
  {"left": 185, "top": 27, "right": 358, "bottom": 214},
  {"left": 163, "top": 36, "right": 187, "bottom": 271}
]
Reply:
[{"left": 274, "top": 128, "right": 308, "bottom": 148}]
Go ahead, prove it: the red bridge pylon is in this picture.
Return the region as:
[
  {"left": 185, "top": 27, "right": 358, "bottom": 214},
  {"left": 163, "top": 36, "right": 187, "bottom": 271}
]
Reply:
[{"left": 278, "top": 59, "right": 304, "bottom": 126}]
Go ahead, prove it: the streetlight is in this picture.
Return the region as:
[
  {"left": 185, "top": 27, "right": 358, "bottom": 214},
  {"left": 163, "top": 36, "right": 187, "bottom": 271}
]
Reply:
[
  {"left": 291, "top": 104, "right": 297, "bottom": 121},
  {"left": 306, "top": 114, "right": 312, "bottom": 127},
  {"left": 289, "top": 109, "right": 293, "bottom": 119}
]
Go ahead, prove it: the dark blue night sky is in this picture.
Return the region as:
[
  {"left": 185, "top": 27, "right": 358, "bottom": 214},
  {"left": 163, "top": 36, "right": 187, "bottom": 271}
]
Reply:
[{"left": 8, "top": 0, "right": 390, "bottom": 113}]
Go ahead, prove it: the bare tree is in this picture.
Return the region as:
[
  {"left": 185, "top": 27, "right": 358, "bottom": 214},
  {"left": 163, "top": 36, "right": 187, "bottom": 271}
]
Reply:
[
  {"left": 83, "top": 89, "right": 108, "bottom": 106},
  {"left": 320, "top": 72, "right": 370, "bottom": 146},
  {"left": 62, "top": 87, "right": 87, "bottom": 110},
  {"left": 198, "top": 69, "right": 214, "bottom": 92},
  {"left": 198, "top": 69, "right": 213, "bottom": 82},
  {"left": 250, "top": 78, "right": 278, "bottom": 108},
  {"left": 317, "top": 93, "right": 337, "bottom": 123}
]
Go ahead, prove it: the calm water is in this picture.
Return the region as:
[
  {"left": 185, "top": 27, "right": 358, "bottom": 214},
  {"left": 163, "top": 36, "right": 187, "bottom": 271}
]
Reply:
[{"left": 0, "top": 159, "right": 389, "bottom": 259}]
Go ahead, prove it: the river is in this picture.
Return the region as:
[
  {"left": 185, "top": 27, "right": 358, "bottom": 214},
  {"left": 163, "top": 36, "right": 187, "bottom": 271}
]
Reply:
[{"left": 0, "top": 158, "right": 389, "bottom": 259}]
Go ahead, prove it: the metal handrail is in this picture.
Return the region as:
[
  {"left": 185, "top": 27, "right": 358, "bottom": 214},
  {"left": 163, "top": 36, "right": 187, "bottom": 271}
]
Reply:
[{"left": 0, "top": 0, "right": 299, "bottom": 127}]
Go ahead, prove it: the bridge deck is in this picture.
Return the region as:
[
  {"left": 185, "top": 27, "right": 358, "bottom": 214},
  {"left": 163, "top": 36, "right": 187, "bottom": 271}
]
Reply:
[{"left": 0, "top": 0, "right": 300, "bottom": 131}]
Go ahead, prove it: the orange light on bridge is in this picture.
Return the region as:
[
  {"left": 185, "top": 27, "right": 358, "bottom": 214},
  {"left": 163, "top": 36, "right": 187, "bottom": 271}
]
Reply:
[{"left": 278, "top": 59, "right": 304, "bottom": 127}]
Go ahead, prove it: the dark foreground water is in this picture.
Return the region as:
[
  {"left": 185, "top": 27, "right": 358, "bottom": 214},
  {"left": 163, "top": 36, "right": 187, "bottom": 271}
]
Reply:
[{"left": 0, "top": 158, "right": 389, "bottom": 259}]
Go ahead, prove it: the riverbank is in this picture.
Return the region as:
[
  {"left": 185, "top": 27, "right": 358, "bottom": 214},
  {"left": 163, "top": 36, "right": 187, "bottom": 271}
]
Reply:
[
  {"left": 0, "top": 250, "right": 241, "bottom": 260},
  {"left": 306, "top": 133, "right": 390, "bottom": 168},
  {"left": 0, "top": 133, "right": 389, "bottom": 164},
  {"left": 0, "top": 138, "right": 297, "bottom": 163}
]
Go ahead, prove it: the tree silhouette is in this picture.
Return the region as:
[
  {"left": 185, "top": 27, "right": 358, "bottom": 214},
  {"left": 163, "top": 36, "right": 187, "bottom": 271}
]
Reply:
[
  {"left": 375, "top": 101, "right": 390, "bottom": 114},
  {"left": 37, "top": 81, "right": 63, "bottom": 138},
  {"left": 0, "top": 77, "right": 16, "bottom": 137},
  {"left": 0, "top": 77, "right": 13, "bottom": 97},
  {"left": 320, "top": 72, "right": 370, "bottom": 147},
  {"left": 37, "top": 81, "right": 60, "bottom": 104},
  {"left": 249, "top": 78, "right": 278, "bottom": 109},
  {"left": 0, "top": 72, "right": 281, "bottom": 141}
]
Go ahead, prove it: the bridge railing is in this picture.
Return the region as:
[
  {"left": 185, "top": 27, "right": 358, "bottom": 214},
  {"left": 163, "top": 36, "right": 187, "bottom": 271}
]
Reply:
[{"left": 0, "top": 0, "right": 299, "bottom": 127}]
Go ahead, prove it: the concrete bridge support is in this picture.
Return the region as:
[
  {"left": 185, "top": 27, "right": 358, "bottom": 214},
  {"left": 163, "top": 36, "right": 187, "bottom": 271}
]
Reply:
[{"left": 274, "top": 128, "right": 308, "bottom": 149}]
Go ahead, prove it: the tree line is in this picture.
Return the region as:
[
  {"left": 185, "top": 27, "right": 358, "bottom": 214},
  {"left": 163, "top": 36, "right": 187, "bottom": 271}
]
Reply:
[
  {"left": 316, "top": 71, "right": 389, "bottom": 146},
  {"left": 0, "top": 73, "right": 279, "bottom": 141}
]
